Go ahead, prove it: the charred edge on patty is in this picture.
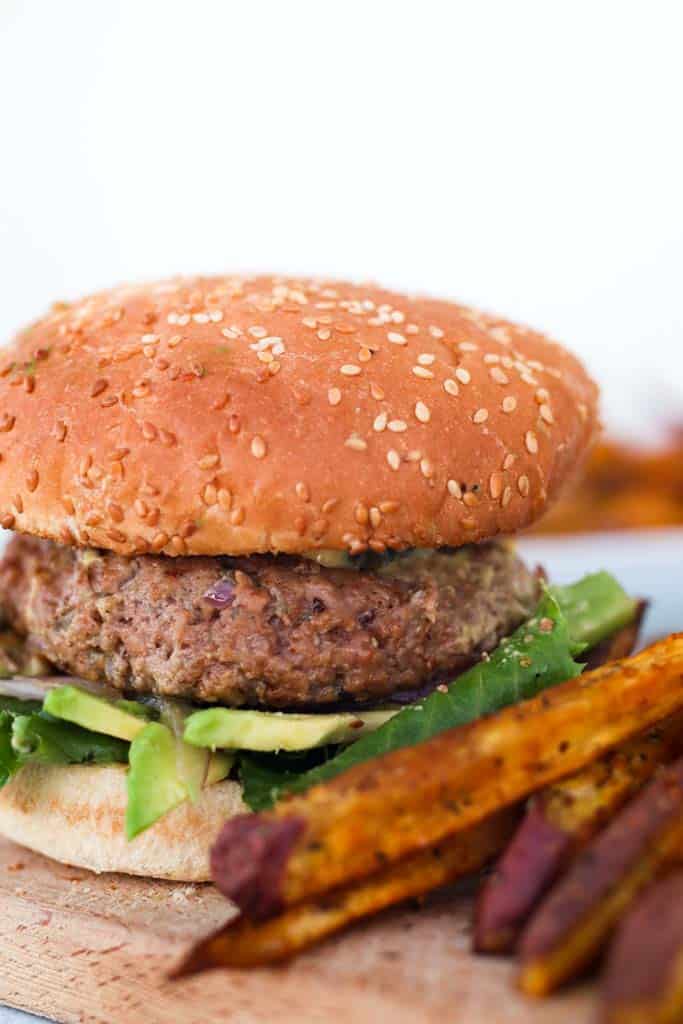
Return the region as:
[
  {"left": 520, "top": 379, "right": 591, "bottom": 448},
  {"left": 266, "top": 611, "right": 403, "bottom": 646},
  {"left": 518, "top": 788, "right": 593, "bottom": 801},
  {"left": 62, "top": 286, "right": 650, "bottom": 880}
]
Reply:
[{"left": 0, "top": 536, "right": 538, "bottom": 709}]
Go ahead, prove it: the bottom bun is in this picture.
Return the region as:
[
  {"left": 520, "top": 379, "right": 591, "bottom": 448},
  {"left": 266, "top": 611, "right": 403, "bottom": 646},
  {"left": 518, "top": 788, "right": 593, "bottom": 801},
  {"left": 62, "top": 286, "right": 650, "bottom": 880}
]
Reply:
[{"left": 0, "top": 763, "right": 246, "bottom": 881}]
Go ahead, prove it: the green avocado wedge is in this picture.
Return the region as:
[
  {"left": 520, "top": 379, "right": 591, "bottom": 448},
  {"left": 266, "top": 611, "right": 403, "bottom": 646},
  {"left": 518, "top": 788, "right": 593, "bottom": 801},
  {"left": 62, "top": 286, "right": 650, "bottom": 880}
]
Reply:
[
  {"left": 125, "top": 722, "right": 233, "bottom": 839},
  {"left": 43, "top": 686, "right": 149, "bottom": 742},
  {"left": 184, "top": 707, "right": 399, "bottom": 753}
]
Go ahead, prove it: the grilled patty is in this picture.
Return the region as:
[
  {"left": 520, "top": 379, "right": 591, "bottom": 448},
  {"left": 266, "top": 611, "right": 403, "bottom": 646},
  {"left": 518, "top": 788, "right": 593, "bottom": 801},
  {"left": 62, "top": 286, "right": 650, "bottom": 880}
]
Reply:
[{"left": 0, "top": 536, "right": 538, "bottom": 708}]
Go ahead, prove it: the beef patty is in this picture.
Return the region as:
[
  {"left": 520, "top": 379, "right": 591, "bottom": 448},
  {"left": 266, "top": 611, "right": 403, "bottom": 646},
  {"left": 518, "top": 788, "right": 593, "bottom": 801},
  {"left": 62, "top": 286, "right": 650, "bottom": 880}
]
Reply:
[{"left": 0, "top": 536, "right": 538, "bottom": 708}]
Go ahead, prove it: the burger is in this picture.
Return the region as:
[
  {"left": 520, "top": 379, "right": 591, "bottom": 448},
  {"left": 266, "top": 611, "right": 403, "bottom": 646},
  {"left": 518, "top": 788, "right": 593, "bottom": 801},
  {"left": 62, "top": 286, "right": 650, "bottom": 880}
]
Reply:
[{"left": 0, "top": 275, "right": 633, "bottom": 882}]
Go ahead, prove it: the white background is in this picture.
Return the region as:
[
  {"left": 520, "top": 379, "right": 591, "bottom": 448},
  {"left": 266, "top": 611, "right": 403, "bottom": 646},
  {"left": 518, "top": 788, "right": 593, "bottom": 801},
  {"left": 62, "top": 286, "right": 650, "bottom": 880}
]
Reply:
[
  {"left": 0, "top": 10, "right": 681, "bottom": 1020},
  {"left": 1, "top": 0, "right": 681, "bottom": 438}
]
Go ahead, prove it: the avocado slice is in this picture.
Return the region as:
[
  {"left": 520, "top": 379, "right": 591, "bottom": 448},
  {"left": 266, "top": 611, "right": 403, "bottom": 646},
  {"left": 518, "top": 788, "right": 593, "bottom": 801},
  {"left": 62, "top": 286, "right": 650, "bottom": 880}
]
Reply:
[
  {"left": 183, "top": 707, "right": 399, "bottom": 753},
  {"left": 44, "top": 686, "right": 149, "bottom": 742},
  {"left": 125, "top": 722, "right": 233, "bottom": 839},
  {"left": 126, "top": 723, "right": 187, "bottom": 838}
]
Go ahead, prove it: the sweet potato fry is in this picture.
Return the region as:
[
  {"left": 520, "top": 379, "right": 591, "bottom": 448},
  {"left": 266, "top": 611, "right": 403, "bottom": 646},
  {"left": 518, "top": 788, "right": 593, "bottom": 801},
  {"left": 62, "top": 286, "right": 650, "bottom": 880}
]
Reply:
[
  {"left": 601, "top": 872, "right": 683, "bottom": 1024},
  {"left": 518, "top": 756, "right": 683, "bottom": 997},
  {"left": 174, "top": 808, "right": 517, "bottom": 973},
  {"left": 211, "top": 634, "right": 683, "bottom": 921},
  {"left": 474, "top": 707, "right": 683, "bottom": 954}
]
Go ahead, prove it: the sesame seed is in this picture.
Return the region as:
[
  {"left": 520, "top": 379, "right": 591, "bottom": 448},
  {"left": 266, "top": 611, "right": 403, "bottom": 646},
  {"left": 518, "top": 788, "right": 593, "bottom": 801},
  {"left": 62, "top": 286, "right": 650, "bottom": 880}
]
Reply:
[
  {"left": 379, "top": 500, "right": 400, "bottom": 513},
  {"left": 134, "top": 498, "right": 149, "bottom": 518},
  {"left": 370, "top": 382, "right": 385, "bottom": 400},
  {"left": 249, "top": 326, "right": 267, "bottom": 338},
  {"left": 141, "top": 422, "right": 157, "bottom": 441},
  {"left": 152, "top": 532, "right": 169, "bottom": 551},
  {"left": 345, "top": 434, "right": 367, "bottom": 452},
  {"left": 322, "top": 497, "right": 339, "bottom": 514},
  {"left": 405, "top": 324, "right": 419, "bottom": 335},
  {"left": 518, "top": 474, "right": 530, "bottom": 497},
  {"left": 202, "top": 484, "right": 217, "bottom": 506},
  {"left": 355, "top": 502, "right": 369, "bottom": 525},
  {"left": 502, "top": 396, "right": 517, "bottom": 413},
  {"left": 218, "top": 488, "right": 232, "bottom": 510},
  {"left": 251, "top": 436, "right": 267, "bottom": 459},
  {"left": 415, "top": 401, "right": 430, "bottom": 423},
  {"left": 373, "top": 412, "right": 387, "bottom": 432},
  {"left": 447, "top": 479, "right": 463, "bottom": 499},
  {"left": 489, "top": 472, "right": 503, "bottom": 499},
  {"left": 358, "top": 347, "right": 372, "bottom": 362},
  {"left": 473, "top": 408, "right": 489, "bottom": 424},
  {"left": 317, "top": 329, "right": 331, "bottom": 341},
  {"left": 257, "top": 350, "right": 273, "bottom": 364},
  {"left": 108, "top": 503, "right": 124, "bottom": 522},
  {"left": 302, "top": 317, "right": 317, "bottom": 329},
  {"left": 535, "top": 388, "right": 550, "bottom": 404},
  {"left": 539, "top": 403, "right": 554, "bottom": 424},
  {"left": 295, "top": 481, "right": 310, "bottom": 502},
  {"left": 167, "top": 334, "right": 182, "bottom": 348},
  {"left": 387, "top": 332, "right": 406, "bottom": 345},
  {"left": 328, "top": 387, "right": 342, "bottom": 406},
  {"left": 1, "top": 513, "right": 15, "bottom": 529},
  {"left": 525, "top": 430, "right": 539, "bottom": 454},
  {"left": 418, "top": 353, "right": 436, "bottom": 366},
  {"left": 26, "top": 470, "right": 39, "bottom": 492},
  {"left": 0, "top": 415, "right": 15, "bottom": 432},
  {"left": 193, "top": 313, "right": 210, "bottom": 324},
  {"left": 490, "top": 367, "right": 509, "bottom": 385},
  {"left": 412, "top": 366, "right": 434, "bottom": 379},
  {"left": 159, "top": 429, "right": 176, "bottom": 447},
  {"left": 55, "top": 421, "right": 67, "bottom": 442},
  {"left": 387, "top": 449, "right": 401, "bottom": 470},
  {"left": 420, "top": 457, "right": 434, "bottom": 478},
  {"left": 13, "top": 494, "right": 23, "bottom": 514},
  {"left": 388, "top": 419, "right": 407, "bottom": 433},
  {"left": 443, "top": 378, "right": 459, "bottom": 397},
  {"left": 428, "top": 326, "right": 444, "bottom": 339},
  {"left": 503, "top": 453, "right": 516, "bottom": 470},
  {"left": 455, "top": 367, "right": 471, "bottom": 385},
  {"left": 484, "top": 354, "right": 500, "bottom": 364},
  {"left": 340, "top": 364, "right": 361, "bottom": 377},
  {"left": 230, "top": 506, "right": 245, "bottom": 526},
  {"left": 501, "top": 486, "right": 513, "bottom": 508},
  {"left": 369, "top": 506, "right": 382, "bottom": 528},
  {"left": 198, "top": 453, "right": 220, "bottom": 470},
  {"left": 462, "top": 516, "right": 477, "bottom": 530},
  {"left": 90, "top": 379, "right": 108, "bottom": 398},
  {"left": 459, "top": 342, "right": 478, "bottom": 352},
  {"left": 464, "top": 491, "right": 480, "bottom": 508}
]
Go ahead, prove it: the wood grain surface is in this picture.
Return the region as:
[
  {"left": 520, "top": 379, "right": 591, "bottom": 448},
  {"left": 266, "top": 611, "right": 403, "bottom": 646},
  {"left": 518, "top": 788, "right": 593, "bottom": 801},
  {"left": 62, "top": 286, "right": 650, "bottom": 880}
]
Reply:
[{"left": 0, "top": 838, "right": 596, "bottom": 1023}]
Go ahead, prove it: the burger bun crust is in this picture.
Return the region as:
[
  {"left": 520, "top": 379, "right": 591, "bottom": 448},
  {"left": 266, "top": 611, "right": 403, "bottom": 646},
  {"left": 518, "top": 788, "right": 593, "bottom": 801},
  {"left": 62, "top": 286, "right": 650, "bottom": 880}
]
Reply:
[{"left": 0, "top": 275, "right": 599, "bottom": 557}]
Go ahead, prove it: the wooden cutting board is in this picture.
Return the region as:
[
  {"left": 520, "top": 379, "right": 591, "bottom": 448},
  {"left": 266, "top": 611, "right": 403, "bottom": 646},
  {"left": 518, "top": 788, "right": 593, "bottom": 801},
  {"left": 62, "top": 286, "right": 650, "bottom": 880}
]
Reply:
[{"left": 0, "top": 837, "right": 597, "bottom": 1024}]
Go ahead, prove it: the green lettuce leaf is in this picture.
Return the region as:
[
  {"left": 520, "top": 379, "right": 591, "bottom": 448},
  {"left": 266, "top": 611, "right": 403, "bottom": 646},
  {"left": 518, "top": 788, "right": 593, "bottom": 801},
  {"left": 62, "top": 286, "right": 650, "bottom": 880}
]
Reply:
[
  {"left": 10, "top": 714, "right": 129, "bottom": 766},
  {"left": 239, "top": 572, "right": 636, "bottom": 810}
]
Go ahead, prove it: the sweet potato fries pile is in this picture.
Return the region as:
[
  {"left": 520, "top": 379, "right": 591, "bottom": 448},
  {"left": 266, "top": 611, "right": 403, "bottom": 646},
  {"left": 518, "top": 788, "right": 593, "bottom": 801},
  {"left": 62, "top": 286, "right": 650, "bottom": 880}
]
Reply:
[{"left": 176, "top": 632, "right": 683, "bottom": 1022}]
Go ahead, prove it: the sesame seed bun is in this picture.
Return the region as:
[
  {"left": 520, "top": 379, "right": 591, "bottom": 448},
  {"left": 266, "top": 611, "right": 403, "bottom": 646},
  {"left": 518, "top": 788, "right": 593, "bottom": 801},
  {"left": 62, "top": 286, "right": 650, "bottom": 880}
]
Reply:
[
  {"left": 0, "top": 275, "right": 599, "bottom": 557},
  {"left": 0, "top": 763, "right": 246, "bottom": 881}
]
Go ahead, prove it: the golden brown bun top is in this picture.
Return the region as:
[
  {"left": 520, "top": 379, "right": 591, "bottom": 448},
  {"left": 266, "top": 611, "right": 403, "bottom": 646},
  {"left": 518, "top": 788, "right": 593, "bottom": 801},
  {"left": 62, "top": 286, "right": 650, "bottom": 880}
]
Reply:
[{"left": 0, "top": 275, "right": 599, "bottom": 556}]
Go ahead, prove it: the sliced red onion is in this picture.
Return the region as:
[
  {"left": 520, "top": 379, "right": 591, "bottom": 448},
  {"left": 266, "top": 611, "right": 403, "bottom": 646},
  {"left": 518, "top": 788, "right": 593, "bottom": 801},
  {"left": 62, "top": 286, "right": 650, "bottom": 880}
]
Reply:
[{"left": 204, "top": 578, "right": 236, "bottom": 607}]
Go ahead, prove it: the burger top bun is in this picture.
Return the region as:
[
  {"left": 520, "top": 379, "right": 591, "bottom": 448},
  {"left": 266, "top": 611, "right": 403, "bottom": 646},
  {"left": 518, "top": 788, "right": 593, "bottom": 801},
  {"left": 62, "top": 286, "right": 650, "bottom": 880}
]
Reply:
[{"left": 0, "top": 275, "right": 599, "bottom": 557}]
